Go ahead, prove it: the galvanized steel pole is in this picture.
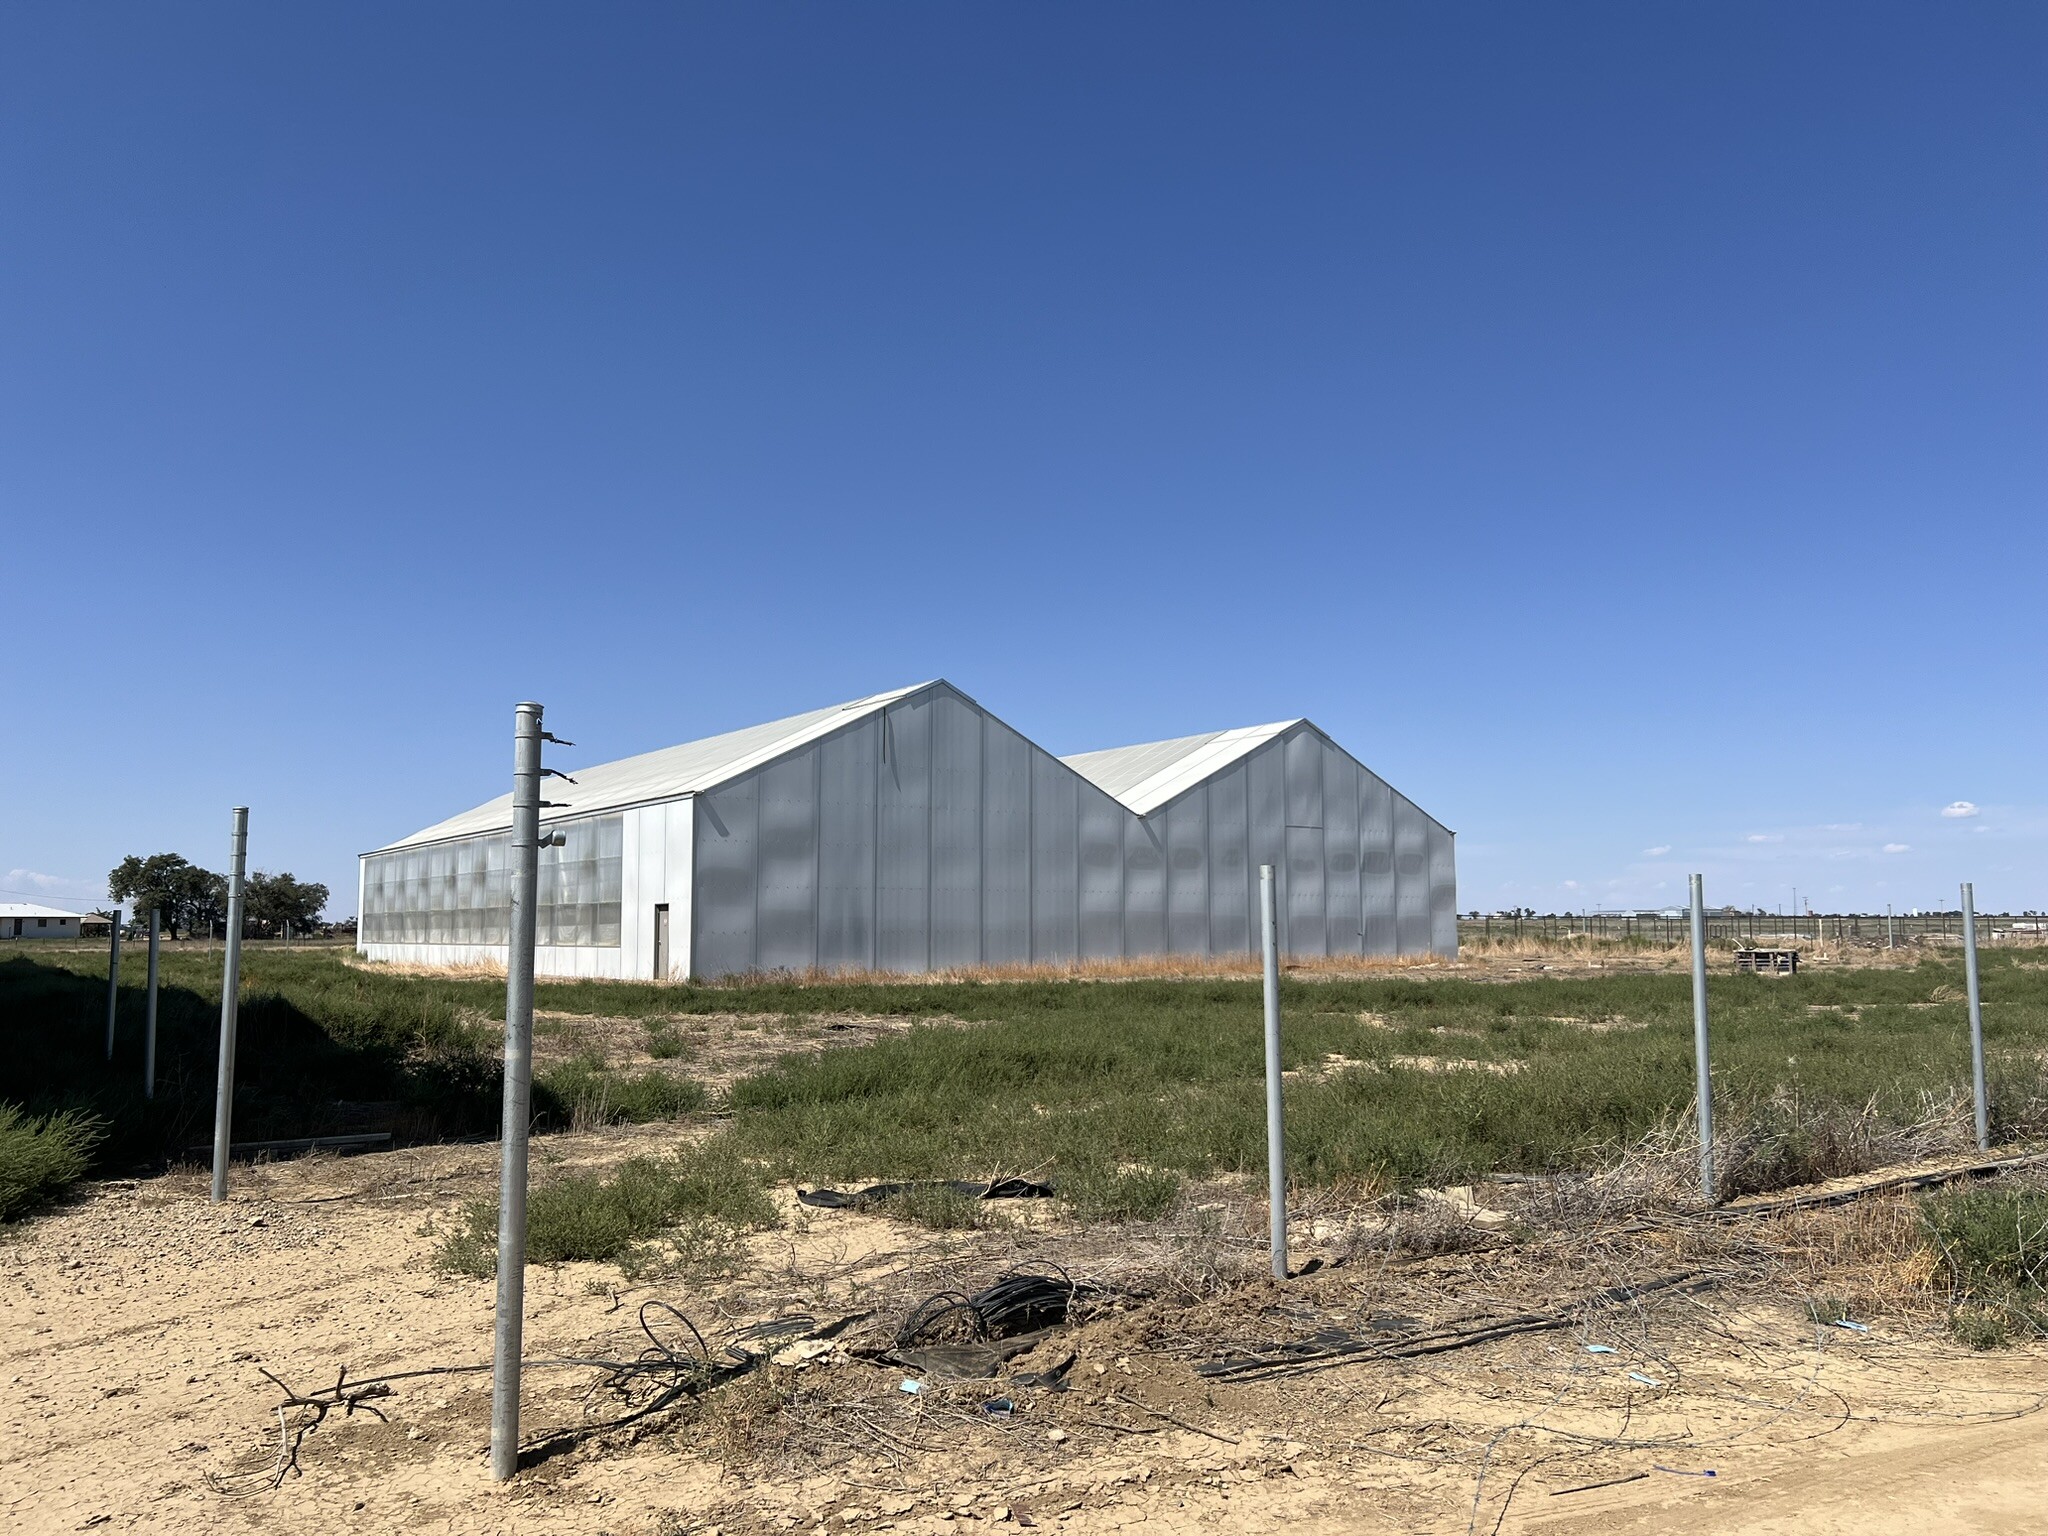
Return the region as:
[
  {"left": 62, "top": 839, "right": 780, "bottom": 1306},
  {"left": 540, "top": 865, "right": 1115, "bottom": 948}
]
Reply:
[
  {"left": 104, "top": 914, "right": 122, "bottom": 1060},
  {"left": 1689, "top": 874, "right": 1716, "bottom": 1204},
  {"left": 1963, "top": 882, "right": 1989, "bottom": 1151},
  {"left": 144, "top": 907, "right": 161, "bottom": 1099},
  {"left": 1259, "top": 864, "right": 1288, "bottom": 1281},
  {"left": 210, "top": 808, "right": 249, "bottom": 1203},
  {"left": 492, "top": 703, "right": 545, "bottom": 1481}
]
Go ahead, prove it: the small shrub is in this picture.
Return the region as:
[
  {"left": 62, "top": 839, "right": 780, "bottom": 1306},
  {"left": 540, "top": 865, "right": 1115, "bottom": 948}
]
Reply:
[
  {"left": 1921, "top": 1184, "right": 2048, "bottom": 1348},
  {"left": 1060, "top": 1164, "right": 1181, "bottom": 1223},
  {"left": 439, "top": 1139, "right": 776, "bottom": 1277},
  {"left": 881, "top": 1183, "right": 996, "bottom": 1231},
  {"left": 535, "top": 1054, "right": 707, "bottom": 1127},
  {"left": 0, "top": 1106, "right": 101, "bottom": 1221},
  {"left": 1805, "top": 1294, "right": 1853, "bottom": 1326},
  {"left": 646, "top": 1025, "right": 690, "bottom": 1061}
]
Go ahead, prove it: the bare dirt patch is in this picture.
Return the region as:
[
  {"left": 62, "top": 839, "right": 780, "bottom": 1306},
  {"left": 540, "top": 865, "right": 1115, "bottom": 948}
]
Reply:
[{"left": 10, "top": 1140, "right": 2048, "bottom": 1536}]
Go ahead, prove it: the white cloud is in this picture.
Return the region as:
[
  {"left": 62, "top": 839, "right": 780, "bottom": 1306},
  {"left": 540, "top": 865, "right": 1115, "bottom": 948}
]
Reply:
[
  {"left": 2, "top": 868, "right": 104, "bottom": 902},
  {"left": 1643, "top": 845, "right": 1671, "bottom": 857},
  {"left": 1942, "top": 801, "right": 1981, "bottom": 819},
  {"left": 1745, "top": 833, "right": 1783, "bottom": 844},
  {"left": 1882, "top": 843, "right": 1910, "bottom": 854},
  {"left": 1562, "top": 879, "right": 1580, "bottom": 891},
  {"left": 1822, "top": 823, "right": 1863, "bottom": 833}
]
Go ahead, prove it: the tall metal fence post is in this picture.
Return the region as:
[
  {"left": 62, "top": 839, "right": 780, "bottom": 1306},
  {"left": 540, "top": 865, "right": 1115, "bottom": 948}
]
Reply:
[
  {"left": 144, "top": 907, "right": 161, "bottom": 1099},
  {"left": 209, "top": 807, "right": 249, "bottom": 1204},
  {"left": 1963, "top": 882, "right": 1989, "bottom": 1151},
  {"left": 1259, "top": 864, "right": 1288, "bottom": 1282},
  {"left": 1689, "top": 874, "right": 1716, "bottom": 1204},
  {"left": 104, "top": 913, "right": 122, "bottom": 1060},
  {"left": 492, "top": 703, "right": 545, "bottom": 1481}
]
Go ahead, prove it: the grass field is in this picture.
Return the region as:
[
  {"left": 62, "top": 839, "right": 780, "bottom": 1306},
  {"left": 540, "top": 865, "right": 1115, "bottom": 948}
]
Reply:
[{"left": 4, "top": 942, "right": 2047, "bottom": 1222}]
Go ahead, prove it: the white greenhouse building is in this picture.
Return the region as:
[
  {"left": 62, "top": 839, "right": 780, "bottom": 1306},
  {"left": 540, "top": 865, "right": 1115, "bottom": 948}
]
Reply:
[{"left": 358, "top": 681, "right": 1456, "bottom": 979}]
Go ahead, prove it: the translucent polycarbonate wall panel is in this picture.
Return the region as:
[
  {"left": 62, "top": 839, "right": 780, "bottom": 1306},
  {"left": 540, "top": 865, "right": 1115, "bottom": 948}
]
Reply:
[
  {"left": 1284, "top": 826, "right": 1326, "bottom": 956},
  {"left": 756, "top": 749, "right": 819, "bottom": 972},
  {"left": 1164, "top": 791, "right": 1208, "bottom": 953},
  {"left": 1393, "top": 795, "right": 1431, "bottom": 955},
  {"left": 1359, "top": 770, "right": 1397, "bottom": 956},
  {"left": 1124, "top": 820, "right": 1166, "bottom": 956},
  {"left": 817, "top": 717, "right": 877, "bottom": 970},
  {"left": 930, "top": 693, "right": 984, "bottom": 969},
  {"left": 1030, "top": 754, "right": 1078, "bottom": 960},
  {"left": 695, "top": 778, "right": 759, "bottom": 978},
  {"left": 875, "top": 695, "right": 932, "bottom": 971},
  {"left": 360, "top": 817, "right": 618, "bottom": 953},
  {"left": 1076, "top": 785, "right": 1124, "bottom": 959},
  {"left": 981, "top": 717, "right": 1032, "bottom": 965},
  {"left": 1323, "top": 752, "right": 1362, "bottom": 956},
  {"left": 1206, "top": 761, "right": 1251, "bottom": 954},
  {"left": 1284, "top": 730, "right": 1324, "bottom": 832},
  {"left": 1427, "top": 823, "right": 1458, "bottom": 956},
  {"left": 1246, "top": 738, "right": 1285, "bottom": 897}
]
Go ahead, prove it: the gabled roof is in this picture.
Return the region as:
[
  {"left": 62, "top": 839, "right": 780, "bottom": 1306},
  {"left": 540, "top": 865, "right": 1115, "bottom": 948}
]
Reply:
[
  {"left": 380, "top": 682, "right": 934, "bottom": 850},
  {"left": 0, "top": 902, "right": 90, "bottom": 920},
  {"left": 1061, "top": 720, "right": 1300, "bottom": 817}
]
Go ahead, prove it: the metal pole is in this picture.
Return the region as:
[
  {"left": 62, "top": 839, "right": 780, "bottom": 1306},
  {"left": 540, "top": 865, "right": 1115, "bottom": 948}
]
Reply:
[
  {"left": 1689, "top": 873, "right": 1716, "bottom": 1203},
  {"left": 104, "top": 913, "right": 122, "bottom": 1060},
  {"left": 1963, "top": 882, "right": 1989, "bottom": 1151},
  {"left": 492, "top": 703, "right": 545, "bottom": 1481},
  {"left": 1258, "top": 864, "right": 1287, "bottom": 1282},
  {"left": 209, "top": 807, "right": 249, "bottom": 1204},
  {"left": 1887, "top": 903, "right": 1895, "bottom": 950},
  {"left": 144, "top": 907, "right": 161, "bottom": 1099}
]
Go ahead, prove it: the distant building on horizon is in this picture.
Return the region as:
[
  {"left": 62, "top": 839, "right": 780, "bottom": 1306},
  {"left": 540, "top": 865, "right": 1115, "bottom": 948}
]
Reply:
[
  {"left": 0, "top": 903, "right": 95, "bottom": 940},
  {"left": 358, "top": 680, "right": 1457, "bottom": 980}
]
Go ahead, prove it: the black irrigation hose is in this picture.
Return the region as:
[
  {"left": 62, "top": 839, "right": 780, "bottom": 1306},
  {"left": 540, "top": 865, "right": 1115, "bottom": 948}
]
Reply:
[{"left": 895, "top": 1263, "right": 1087, "bottom": 1348}]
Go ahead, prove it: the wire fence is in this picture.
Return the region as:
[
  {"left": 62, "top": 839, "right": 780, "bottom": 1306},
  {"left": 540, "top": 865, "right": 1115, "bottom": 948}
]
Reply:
[{"left": 1459, "top": 911, "right": 2048, "bottom": 948}]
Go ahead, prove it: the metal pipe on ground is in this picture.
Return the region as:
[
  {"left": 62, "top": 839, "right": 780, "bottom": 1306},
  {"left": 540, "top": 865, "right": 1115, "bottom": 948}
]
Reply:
[
  {"left": 1689, "top": 873, "right": 1716, "bottom": 1205},
  {"left": 210, "top": 808, "right": 249, "bottom": 1204},
  {"left": 1963, "top": 882, "right": 1989, "bottom": 1152},
  {"left": 492, "top": 702, "right": 545, "bottom": 1482},
  {"left": 1259, "top": 863, "right": 1287, "bottom": 1282}
]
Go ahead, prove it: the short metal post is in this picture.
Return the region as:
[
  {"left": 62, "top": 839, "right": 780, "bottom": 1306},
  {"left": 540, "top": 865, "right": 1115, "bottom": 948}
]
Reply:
[
  {"left": 492, "top": 703, "right": 545, "bottom": 1481},
  {"left": 1689, "top": 874, "right": 1716, "bottom": 1203},
  {"left": 210, "top": 807, "right": 249, "bottom": 1204},
  {"left": 1259, "top": 864, "right": 1287, "bottom": 1281},
  {"left": 1887, "top": 904, "right": 1895, "bottom": 950},
  {"left": 104, "top": 915, "right": 122, "bottom": 1060},
  {"left": 1963, "top": 882, "right": 1989, "bottom": 1151},
  {"left": 144, "top": 908, "right": 161, "bottom": 1099}
]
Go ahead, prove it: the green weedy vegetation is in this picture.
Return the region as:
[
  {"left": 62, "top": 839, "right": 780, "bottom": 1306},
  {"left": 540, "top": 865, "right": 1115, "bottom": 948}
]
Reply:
[
  {"left": 1921, "top": 1183, "right": 2048, "bottom": 1348},
  {"left": 0, "top": 1106, "right": 102, "bottom": 1221},
  {"left": 8, "top": 942, "right": 2048, "bottom": 1242},
  {"left": 438, "top": 1140, "right": 777, "bottom": 1278},
  {"left": 720, "top": 957, "right": 2048, "bottom": 1200},
  {"left": 534, "top": 1051, "right": 709, "bottom": 1127}
]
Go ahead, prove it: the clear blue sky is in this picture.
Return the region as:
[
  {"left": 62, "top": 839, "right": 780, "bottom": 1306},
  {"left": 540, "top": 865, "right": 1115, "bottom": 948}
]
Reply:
[{"left": 3, "top": 3, "right": 2042, "bottom": 920}]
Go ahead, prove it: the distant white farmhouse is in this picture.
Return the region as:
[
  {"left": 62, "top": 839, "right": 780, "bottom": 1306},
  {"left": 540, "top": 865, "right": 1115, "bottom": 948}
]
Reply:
[{"left": 0, "top": 903, "right": 93, "bottom": 940}]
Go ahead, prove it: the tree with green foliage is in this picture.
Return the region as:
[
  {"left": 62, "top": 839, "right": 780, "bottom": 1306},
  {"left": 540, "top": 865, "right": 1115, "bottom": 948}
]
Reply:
[
  {"left": 244, "top": 871, "right": 329, "bottom": 937},
  {"left": 107, "top": 853, "right": 225, "bottom": 939}
]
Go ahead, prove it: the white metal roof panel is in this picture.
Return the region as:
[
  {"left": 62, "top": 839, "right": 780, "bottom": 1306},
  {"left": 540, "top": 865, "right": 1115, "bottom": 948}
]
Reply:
[
  {"left": 380, "top": 682, "right": 934, "bottom": 850},
  {"left": 0, "top": 902, "right": 91, "bottom": 920},
  {"left": 1062, "top": 720, "right": 1300, "bottom": 816}
]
